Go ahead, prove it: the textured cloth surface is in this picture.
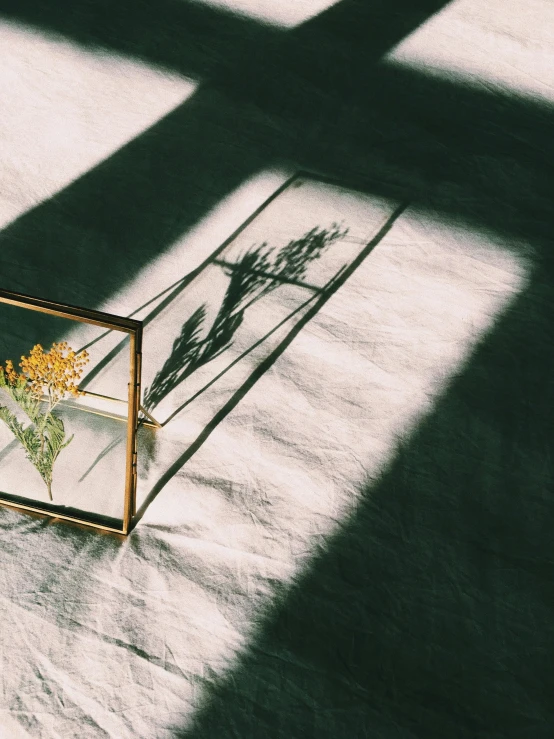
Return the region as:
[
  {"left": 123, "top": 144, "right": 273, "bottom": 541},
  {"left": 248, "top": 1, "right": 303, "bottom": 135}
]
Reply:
[{"left": 0, "top": 1, "right": 553, "bottom": 737}]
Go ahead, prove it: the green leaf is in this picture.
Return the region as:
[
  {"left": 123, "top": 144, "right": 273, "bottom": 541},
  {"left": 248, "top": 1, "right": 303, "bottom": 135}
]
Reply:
[
  {"left": 44, "top": 412, "right": 72, "bottom": 461},
  {"left": 0, "top": 391, "right": 73, "bottom": 495}
]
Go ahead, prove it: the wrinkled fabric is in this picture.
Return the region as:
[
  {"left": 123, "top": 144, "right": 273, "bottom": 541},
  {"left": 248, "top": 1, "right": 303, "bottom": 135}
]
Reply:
[{"left": 1, "top": 1, "right": 553, "bottom": 736}]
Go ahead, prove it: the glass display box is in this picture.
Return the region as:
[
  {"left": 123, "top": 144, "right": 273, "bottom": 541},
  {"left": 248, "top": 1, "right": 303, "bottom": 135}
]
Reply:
[{"left": 0, "top": 288, "right": 159, "bottom": 535}]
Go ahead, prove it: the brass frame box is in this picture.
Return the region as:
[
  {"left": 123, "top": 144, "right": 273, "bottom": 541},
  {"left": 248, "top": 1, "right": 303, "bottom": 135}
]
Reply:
[{"left": 0, "top": 287, "right": 144, "bottom": 535}]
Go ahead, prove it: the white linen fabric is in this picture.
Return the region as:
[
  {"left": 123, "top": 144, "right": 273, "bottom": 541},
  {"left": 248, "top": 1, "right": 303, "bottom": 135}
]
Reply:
[{"left": 0, "top": 0, "right": 552, "bottom": 736}]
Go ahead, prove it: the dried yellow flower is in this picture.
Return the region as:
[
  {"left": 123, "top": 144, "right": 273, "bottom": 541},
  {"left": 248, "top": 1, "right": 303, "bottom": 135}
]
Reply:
[{"left": 19, "top": 342, "right": 89, "bottom": 404}]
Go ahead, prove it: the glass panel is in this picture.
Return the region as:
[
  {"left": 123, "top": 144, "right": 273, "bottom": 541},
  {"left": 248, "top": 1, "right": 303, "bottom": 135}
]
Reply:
[{"left": 0, "top": 300, "right": 133, "bottom": 530}]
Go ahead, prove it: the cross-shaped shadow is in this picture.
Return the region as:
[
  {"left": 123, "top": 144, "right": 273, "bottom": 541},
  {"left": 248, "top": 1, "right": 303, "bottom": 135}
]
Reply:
[
  {"left": 1, "top": 0, "right": 551, "bottom": 352},
  {"left": 1, "top": 1, "right": 554, "bottom": 735}
]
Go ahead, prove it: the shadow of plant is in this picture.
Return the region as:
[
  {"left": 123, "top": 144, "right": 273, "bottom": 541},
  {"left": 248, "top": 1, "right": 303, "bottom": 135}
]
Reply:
[{"left": 143, "top": 224, "right": 347, "bottom": 412}]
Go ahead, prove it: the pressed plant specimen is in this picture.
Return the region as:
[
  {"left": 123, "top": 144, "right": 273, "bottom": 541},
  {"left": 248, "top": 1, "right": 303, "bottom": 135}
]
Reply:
[{"left": 0, "top": 342, "right": 89, "bottom": 500}]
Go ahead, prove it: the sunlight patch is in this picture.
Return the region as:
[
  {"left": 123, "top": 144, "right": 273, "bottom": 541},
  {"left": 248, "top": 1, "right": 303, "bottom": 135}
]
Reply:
[
  {"left": 187, "top": 0, "right": 341, "bottom": 28},
  {"left": 119, "top": 174, "right": 530, "bottom": 524},
  {"left": 0, "top": 20, "right": 196, "bottom": 229},
  {"left": 132, "top": 177, "right": 528, "bottom": 733},
  {"left": 384, "top": 0, "right": 554, "bottom": 103}
]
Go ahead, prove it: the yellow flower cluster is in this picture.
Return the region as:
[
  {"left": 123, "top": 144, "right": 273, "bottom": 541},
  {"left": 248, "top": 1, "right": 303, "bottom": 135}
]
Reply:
[{"left": 19, "top": 342, "right": 89, "bottom": 402}]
